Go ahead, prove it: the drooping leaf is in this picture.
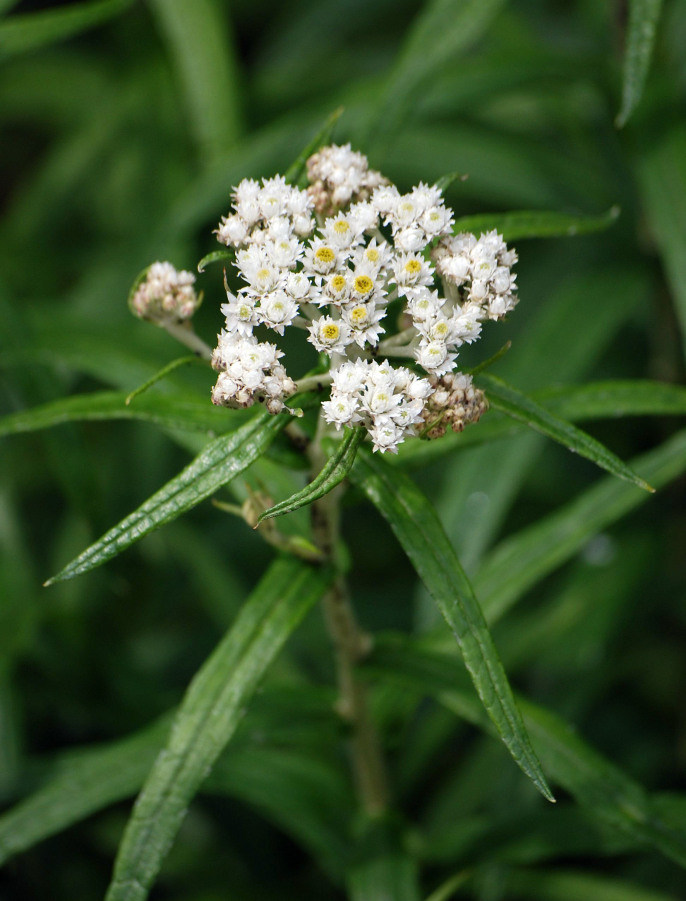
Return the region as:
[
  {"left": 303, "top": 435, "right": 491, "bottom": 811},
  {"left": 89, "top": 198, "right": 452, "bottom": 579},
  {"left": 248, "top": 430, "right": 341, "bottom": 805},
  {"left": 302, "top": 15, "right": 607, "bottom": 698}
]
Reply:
[
  {"left": 434, "top": 171, "right": 467, "bottom": 194},
  {"left": 124, "top": 357, "right": 199, "bottom": 405},
  {"left": 616, "top": 0, "right": 665, "bottom": 128},
  {"left": 104, "top": 555, "right": 332, "bottom": 901},
  {"left": 478, "top": 373, "right": 653, "bottom": 492},
  {"left": 351, "top": 452, "right": 554, "bottom": 802},
  {"left": 0, "top": 390, "right": 242, "bottom": 438},
  {"left": 45, "top": 409, "right": 288, "bottom": 584},
  {"left": 395, "top": 379, "right": 686, "bottom": 467},
  {"left": 149, "top": 0, "right": 243, "bottom": 164},
  {"left": 475, "top": 428, "right": 686, "bottom": 624},
  {"left": 0, "top": 0, "right": 133, "bottom": 60},
  {"left": 259, "top": 427, "right": 364, "bottom": 524},
  {"left": 196, "top": 248, "right": 234, "bottom": 273},
  {"left": 451, "top": 206, "right": 620, "bottom": 241},
  {"left": 283, "top": 106, "right": 344, "bottom": 186},
  {"left": 367, "top": 638, "right": 686, "bottom": 868}
]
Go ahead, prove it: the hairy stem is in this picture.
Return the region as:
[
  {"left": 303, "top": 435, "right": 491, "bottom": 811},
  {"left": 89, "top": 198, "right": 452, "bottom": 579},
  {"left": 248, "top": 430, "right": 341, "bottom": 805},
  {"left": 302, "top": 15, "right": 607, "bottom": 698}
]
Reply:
[
  {"left": 162, "top": 320, "right": 214, "bottom": 360},
  {"left": 309, "top": 415, "right": 389, "bottom": 816}
]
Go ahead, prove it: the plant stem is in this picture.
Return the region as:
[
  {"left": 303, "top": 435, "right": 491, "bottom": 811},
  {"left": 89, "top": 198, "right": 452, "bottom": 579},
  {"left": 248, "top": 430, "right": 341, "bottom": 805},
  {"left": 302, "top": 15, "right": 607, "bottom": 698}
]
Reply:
[
  {"left": 309, "top": 415, "right": 389, "bottom": 817},
  {"left": 162, "top": 320, "right": 213, "bottom": 360}
]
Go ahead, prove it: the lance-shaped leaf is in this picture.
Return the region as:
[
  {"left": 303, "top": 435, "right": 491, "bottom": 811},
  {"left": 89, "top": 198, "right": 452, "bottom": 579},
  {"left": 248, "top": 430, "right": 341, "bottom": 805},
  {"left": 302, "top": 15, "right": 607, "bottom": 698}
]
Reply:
[
  {"left": 0, "top": 0, "right": 133, "bottom": 60},
  {"left": 351, "top": 452, "right": 554, "bottom": 802},
  {"left": 45, "top": 410, "right": 287, "bottom": 584},
  {"left": 284, "top": 106, "right": 344, "bottom": 186},
  {"left": 0, "top": 390, "right": 242, "bottom": 438},
  {"left": 476, "top": 428, "right": 686, "bottom": 625},
  {"left": 105, "top": 555, "right": 333, "bottom": 901},
  {"left": 367, "top": 638, "right": 686, "bottom": 869},
  {"left": 616, "top": 0, "right": 664, "bottom": 128},
  {"left": 452, "top": 207, "right": 620, "bottom": 242},
  {"left": 477, "top": 373, "right": 653, "bottom": 492},
  {"left": 258, "top": 427, "right": 364, "bottom": 524}
]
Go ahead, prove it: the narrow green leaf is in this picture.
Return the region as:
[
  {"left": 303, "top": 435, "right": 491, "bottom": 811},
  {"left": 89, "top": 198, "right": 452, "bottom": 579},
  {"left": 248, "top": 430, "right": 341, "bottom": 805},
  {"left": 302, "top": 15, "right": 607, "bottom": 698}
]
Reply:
[
  {"left": 351, "top": 452, "right": 554, "bottom": 802},
  {"left": 45, "top": 410, "right": 287, "bottom": 584},
  {"left": 371, "top": 0, "right": 506, "bottom": 141},
  {"left": 476, "top": 428, "right": 686, "bottom": 624},
  {"left": 638, "top": 126, "right": 686, "bottom": 360},
  {"left": 368, "top": 638, "right": 686, "bottom": 868},
  {"left": 616, "top": 0, "right": 664, "bottom": 128},
  {"left": 478, "top": 373, "right": 653, "bottom": 492},
  {"left": 0, "top": 0, "right": 133, "bottom": 60},
  {"left": 424, "top": 870, "right": 472, "bottom": 901},
  {"left": 505, "top": 867, "right": 679, "bottom": 901},
  {"left": 452, "top": 207, "right": 620, "bottom": 242},
  {"left": 395, "top": 379, "right": 686, "bottom": 467},
  {"left": 0, "top": 390, "right": 242, "bottom": 438},
  {"left": 259, "top": 427, "right": 364, "bottom": 524},
  {"left": 283, "top": 106, "right": 344, "bottom": 186},
  {"left": 197, "top": 248, "right": 234, "bottom": 273},
  {"left": 125, "top": 357, "right": 198, "bottom": 405},
  {"left": 435, "top": 171, "right": 467, "bottom": 194},
  {"left": 104, "top": 555, "right": 332, "bottom": 901},
  {"left": 149, "top": 0, "right": 243, "bottom": 163},
  {"left": 0, "top": 717, "right": 171, "bottom": 866}
]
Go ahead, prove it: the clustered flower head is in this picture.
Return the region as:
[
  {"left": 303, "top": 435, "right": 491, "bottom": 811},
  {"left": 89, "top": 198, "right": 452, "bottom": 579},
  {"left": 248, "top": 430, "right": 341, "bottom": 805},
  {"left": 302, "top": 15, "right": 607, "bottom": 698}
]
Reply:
[
  {"left": 130, "top": 262, "right": 200, "bottom": 323},
  {"left": 208, "top": 144, "right": 519, "bottom": 453}
]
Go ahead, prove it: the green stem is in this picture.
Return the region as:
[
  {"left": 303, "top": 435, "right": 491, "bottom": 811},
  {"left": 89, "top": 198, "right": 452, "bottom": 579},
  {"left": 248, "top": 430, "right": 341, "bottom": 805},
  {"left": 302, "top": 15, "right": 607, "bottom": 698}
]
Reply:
[
  {"left": 309, "top": 414, "right": 389, "bottom": 817},
  {"left": 162, "top": 320, "right": 213, "bottom": 360}
]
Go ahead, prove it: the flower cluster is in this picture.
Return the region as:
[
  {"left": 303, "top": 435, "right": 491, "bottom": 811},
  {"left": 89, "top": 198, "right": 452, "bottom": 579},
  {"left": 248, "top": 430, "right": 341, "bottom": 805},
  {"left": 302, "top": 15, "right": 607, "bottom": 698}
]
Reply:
[
  {"left": 130, "top": 262, "right": 200, "bottom": 323},
  {"left": 306, "top": 143, "right": 387, "bottom": 216},
  {"left": 208, "top": 144, "right": 519, "bottom": 452},
  {"left": 322, "top": 360, "right": 432, "bottom": 453},
  {"left": 420, "top": 373, "right": 488, "bottom": 439}
]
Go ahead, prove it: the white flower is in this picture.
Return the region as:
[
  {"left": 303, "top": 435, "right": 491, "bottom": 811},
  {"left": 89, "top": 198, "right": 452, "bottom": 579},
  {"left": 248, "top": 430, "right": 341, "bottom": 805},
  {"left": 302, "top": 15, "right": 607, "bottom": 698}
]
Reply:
[
  {"left": 341, "top": 300, "right": 386, "bottom": 347},
  {"left": 308, "top": 316, "right": 352, "bottom": 355},
  {"left": 221, "top": 292, "right": 257, "bottom": 336},
  {"left": 393, "top": 253, "right": 434, "bottom": 292},
  {"left": 258, "top": 291, "right": 299, "bottom": 334}
]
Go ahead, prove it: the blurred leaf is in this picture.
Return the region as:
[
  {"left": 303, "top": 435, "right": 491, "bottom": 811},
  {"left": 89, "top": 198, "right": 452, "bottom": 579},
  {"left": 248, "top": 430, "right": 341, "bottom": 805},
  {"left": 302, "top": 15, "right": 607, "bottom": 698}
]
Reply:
[
  {"left": 504, "top": 867, "right": 678, "bottom": 901},
  {"left": 284, "top": 106, "right": 344, "bottom": 186},
  {"left": 125, "top": 356, "right": 200, "bottom": 405},
  {"left": 638, "top": 126, "right": 686, "bottom": 360},
  {"left": 0, "top": 716, "right": 171, "bottom": 866},
  {"left": 616, "top": 0, "right": 665, "bottom": 128},
  {"left": 0, "top": 390, "right": 242, "bottom": 438},
  {"left": 352, "top": 451, "right": 554, "bottom": 802},
  {"left": 478, "top": 373, "right": 653, "bottom": 492},
  {"left": 371, "top": 0, "right": 507, "bottom": 142},
  {"left": 45, "top": 410, "right": 288, "bottom": 584},
  {"left": 209, "top": 746, "right": 352, "bottom": 879},
  {"left": 104, "top": 555, "right": 332, "bottom": 901},
  {"left": 347, "top": 818, "right": 421, "bottom": 901},
  {"left": 148, "top": 0, "right": 243, "bottom": 164},
  {"left": 259, "top": 427, "right": 364, "bottom": 523},
  {"left": 452, "top": 206, "right": 620, "bottom": 241},
  {"left": 368, "top": 639, "right": 686, "bottom": 868},
  {"left": 424, "top": 869, "right": 472, "bottom": 901},
  {"left": 475, "top": 428, "right": 686, "bottom": 624},
  {"left": 0, "top": 0, "right": 134, "bottom": 61}
]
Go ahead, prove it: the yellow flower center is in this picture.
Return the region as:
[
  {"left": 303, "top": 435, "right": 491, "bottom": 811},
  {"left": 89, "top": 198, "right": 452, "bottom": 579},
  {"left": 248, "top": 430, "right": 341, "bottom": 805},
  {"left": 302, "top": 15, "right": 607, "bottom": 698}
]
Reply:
[
  {"left": 333, "top": 220, "right": 350, "bottom": 234},
  {"left": 322, "top": 323, "right": 340, "bottom": 341},
  {"left": 350, "top": 305, "right": 368, "bottom": 325},
  {"left": 434, "top": 321, "right": 449, "bottom": 337},
  {"left": 257, "top": 268, "right": 270, "bottom": 282},
  {"left": 404, "top": 259, "right": 422, "bottom": 274},
  {"left": 330, "top": 274, "right": 347, "bottom": 292},
  {"left": 353, "top": 275, "right": 373, "bottom": 295},
  {"left": 315, "top": 246, "right": 336, "bottom": 263},
  {"left": 366, "top": 248, "right": 379, "bottom": 262}
]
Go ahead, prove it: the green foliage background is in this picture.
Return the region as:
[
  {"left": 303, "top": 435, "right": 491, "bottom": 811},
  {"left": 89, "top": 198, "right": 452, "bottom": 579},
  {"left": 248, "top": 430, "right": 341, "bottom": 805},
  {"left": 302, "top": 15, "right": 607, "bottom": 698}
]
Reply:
[{"left": 1, "top": 0, "right": 686, "bottom": 899}]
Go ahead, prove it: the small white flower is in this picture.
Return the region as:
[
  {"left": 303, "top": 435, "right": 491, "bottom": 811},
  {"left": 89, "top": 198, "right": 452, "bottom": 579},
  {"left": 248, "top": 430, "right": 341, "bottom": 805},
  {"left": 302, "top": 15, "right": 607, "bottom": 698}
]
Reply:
[
  {"left": 308, "top": 316, "right": 352, "bottom": 355},
  {"left": 259, "top": 290, "right": 299, "bottom": 334}
]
